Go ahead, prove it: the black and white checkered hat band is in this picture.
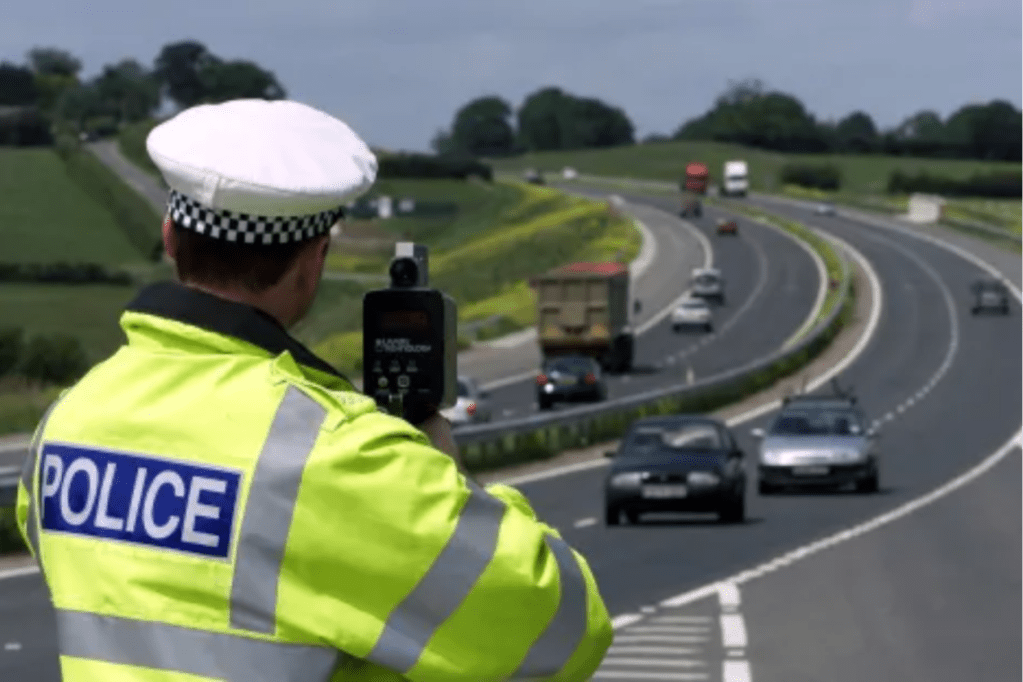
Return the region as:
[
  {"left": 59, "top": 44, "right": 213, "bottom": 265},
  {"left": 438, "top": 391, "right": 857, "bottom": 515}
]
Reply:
[{"left": 168, "top": 191, "right": 343, "bottom": 245}]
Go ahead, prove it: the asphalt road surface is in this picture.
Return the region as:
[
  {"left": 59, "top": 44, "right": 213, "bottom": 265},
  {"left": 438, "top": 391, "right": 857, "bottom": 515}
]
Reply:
[
  {"left": 525, "top": 195, "right": 1020, "bottom": 681},
  {"left": 472, "top": 194, "right": 822, "bottom": 425}
]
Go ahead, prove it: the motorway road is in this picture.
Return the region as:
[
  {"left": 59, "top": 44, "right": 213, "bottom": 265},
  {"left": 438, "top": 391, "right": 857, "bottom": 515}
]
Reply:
[
  {"left": 475, "top": 195, "right": 821, "bottom": 424},
  {"left": 516, "top": 195, "right": 1021, "bottom": 681}
]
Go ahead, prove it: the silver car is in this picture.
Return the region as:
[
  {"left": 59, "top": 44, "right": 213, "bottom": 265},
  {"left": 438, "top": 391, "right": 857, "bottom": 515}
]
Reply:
[
  {"left": 441, "top": 376, "right": 493, "bottom": 426},
  {"left": 752, "top": 395, "right": 879, "bottom": 494},
  {"left": 690, "top": 268, "right": 725, "bottom": 305}
]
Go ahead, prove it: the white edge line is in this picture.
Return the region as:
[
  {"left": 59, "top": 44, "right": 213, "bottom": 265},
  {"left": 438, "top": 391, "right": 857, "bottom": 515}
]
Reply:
[{"left": 781, "top": 224, "right": 833, "bottom": 349}]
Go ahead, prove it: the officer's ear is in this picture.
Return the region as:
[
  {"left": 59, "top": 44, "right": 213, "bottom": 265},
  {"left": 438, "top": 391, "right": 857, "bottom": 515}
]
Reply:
[{"left": 162, "top": 215, "right": 178, "bottom": 263}]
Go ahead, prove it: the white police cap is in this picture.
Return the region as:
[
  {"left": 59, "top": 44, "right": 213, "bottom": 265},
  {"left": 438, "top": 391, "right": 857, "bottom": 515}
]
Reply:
[{"left": 147, "top": 99, "right": 377, "bottom": 245}]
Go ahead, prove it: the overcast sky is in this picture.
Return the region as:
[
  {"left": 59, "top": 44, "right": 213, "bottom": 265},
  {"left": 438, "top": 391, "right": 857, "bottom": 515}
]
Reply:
[{"left": 3, "top": 0, "right": 1020, "bottom": 151}]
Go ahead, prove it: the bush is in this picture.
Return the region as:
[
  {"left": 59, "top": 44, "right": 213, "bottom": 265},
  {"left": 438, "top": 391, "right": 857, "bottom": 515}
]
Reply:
[
  {"left": 0, "top": 328, "right": 23, "bottom": 377},
  {"left": 377, "top": 153, "right": 493, "bottom": 181},
  {"left": 887, "top": 170, "right": 1021, "bottom": 198},
  {"left": 780, "top": 164, "right": 842, "bottom": 191},
  {"left": 19, "top": 333, "right": 89, "bottom": 386},
  {"left": 0, "top": 262, "right": 133, "bottom": 285}
]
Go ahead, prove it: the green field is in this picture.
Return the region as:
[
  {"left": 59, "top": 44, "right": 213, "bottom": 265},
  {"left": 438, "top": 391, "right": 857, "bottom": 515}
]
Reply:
[
  {"left": 487, "top": 140, "right": 1021, "bottom": 196},
  {"left": 0, "top": 149, "right": 144, "bottom": 264}
]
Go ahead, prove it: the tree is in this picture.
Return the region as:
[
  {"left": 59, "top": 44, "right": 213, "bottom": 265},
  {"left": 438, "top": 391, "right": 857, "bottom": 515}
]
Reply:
[
  {"left": 27, "top": 48, "right": 81, "bottom": 78},
  {"left": 834, "top": 111, "right": 879, "bottom": 153},
  {"left": 198, "top": 60, "right": 286, "bottom": 103},
  {"left": 93, "top": 59, "right": 160, "bottom": 123},
  {"left": 945, "top": 100, "right": 1021, "bottom": 161},
  {"left": 886, "top": 110, "right": 947, "bottom": 156},
  {"left": 449, "top": 95, "right": 515, "bottom": 156},
  {"left": 673, "top": 80, "right": 827, "bottom": 153},
  {"left": 516, "top": 87, "right": 635, "bottom": 152},
  {"left": 517, "top": 87, "right": 569, "bottom": 151},
  {"left": 54, "top": 83, "right": 104, "bottom": 128},
  {"left": 0, "top": 62, "right": 37, "bottom": 106},
  {"left": 430, "top": 128, "right": 456, "bottom": 155},
  {"left": 153, "top": 40, "right": 219, "bottom": 109}
]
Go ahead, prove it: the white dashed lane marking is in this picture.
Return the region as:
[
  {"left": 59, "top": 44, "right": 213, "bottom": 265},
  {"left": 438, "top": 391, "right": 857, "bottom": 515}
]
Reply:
[
  {"left": 573, "top": 517, "right": 597, "bottom": 528},
  {"left": 4, "top": 642, "right": 22, "bottom": 652}
]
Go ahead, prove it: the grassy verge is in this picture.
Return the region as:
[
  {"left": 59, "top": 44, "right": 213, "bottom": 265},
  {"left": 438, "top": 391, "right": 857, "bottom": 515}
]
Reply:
[
  {"left": 460, "top": 279, "right": 856, "bottom": 472},
  {"left": 487, "top": 140, "right": 1020, "bottom": 195},
  {"left": 309, "top": 181, "right": 640, "bottom": 376},
  {"left": 117, "top": 119, "right": 165, "bottom": 182}
]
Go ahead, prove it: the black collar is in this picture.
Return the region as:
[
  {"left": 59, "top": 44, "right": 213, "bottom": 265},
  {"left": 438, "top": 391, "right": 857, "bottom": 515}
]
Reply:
[{"left": 126, "top": 281, "right": 353, "bottom": 385}]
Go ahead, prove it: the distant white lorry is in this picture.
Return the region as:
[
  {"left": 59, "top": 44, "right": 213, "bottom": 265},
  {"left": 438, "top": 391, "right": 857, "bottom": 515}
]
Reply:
[{"left": 722, "top": 160, "right": 749, "bottom": 197}]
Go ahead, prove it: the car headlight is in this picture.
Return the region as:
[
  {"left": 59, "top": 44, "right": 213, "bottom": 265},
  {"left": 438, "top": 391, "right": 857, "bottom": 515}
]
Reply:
[
  {"left": 687, "top": 471, "right": 720, "bottom": 486},
  {"left": 610, "top": 472, "right": 644, "bottom": 487}
]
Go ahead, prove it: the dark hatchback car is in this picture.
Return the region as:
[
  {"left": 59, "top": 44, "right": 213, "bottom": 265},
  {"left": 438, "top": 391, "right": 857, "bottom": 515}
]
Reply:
[
  {"left": 970, "top": 277, "right": 1011, "bottom": 315},
  {"left": 537, "top": 355, "right": 607, "bottom": 410},
  {"left": 604, "top": 416, "right": 746, "bottom": 525}
]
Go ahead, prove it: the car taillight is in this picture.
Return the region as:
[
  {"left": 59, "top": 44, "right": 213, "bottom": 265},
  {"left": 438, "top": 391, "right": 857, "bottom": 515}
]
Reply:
[
  {"left": 584, "top": 373, "right": 597, "bottom": 384},
  {"left": 536, "top": 374, "right": 548, "bottom": 385},
  {"left": 466, "top": 402, "right": 477, "bottom": 415}
]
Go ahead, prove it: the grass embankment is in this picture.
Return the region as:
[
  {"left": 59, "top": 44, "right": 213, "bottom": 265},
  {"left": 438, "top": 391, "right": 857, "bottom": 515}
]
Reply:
[
  {"left": 309, "top": 180, "right": 640, "bottom": 376},
  {"left": 117, "top": 119, "right": 164, "bottom": 182},
  {"left": 487, "top": 139, "right": 1021, "bottom": 195}
]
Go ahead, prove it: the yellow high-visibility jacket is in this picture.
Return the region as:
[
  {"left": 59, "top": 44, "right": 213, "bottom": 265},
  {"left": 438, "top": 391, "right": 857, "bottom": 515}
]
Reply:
[{"left": 16, "top": 281, "right": 613, "bottom": 681}]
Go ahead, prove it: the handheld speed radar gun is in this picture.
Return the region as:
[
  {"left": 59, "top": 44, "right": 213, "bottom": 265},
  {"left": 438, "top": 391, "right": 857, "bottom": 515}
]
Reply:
[{"left": 363, "top": 243, "right": 457, "bottom": 423}]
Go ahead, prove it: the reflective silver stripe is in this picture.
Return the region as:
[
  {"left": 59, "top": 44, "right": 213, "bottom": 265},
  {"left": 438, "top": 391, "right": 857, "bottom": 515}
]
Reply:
[
  {"left": 512, "top": 535, "right": 589, "bottom": 679},
  {"left": 23, "top": 398, "right": 65, "bottom": 559},
  {"left": 56, "top": 609, "right": 341, "bottom": 682},
  {"left": 230, "top": 386, "right": 327, "bottom": 633},
  {"left": 366, "top": 487, "right": 506, "bottom": 673}
]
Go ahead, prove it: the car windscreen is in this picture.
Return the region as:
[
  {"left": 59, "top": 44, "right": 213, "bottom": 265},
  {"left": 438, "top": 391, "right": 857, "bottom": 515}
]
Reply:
[
  {"left": 544, "top": 357, "right": 593, "bottom": 374},
  {"left": 681, "top": 300, "right": 707, "bottom": 309},
  {"left": 693, "top": 274, "right": 719, "bottom": 286},
  {"left": 621, "top": 424, "right": 724, "bottom": 454},
  {"left": 769, "top": 409, "right": 863, "bottom": 436}
]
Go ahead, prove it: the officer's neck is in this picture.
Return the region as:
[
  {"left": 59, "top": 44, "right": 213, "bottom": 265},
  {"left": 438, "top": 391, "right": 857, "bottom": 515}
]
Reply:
[{"left": 180, "top": 280, "right": 303, "bottom": 330}]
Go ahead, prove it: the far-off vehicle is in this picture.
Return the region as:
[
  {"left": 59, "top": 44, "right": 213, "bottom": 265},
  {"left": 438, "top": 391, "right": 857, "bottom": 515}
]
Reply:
[
  {"left": 971, "top": 277, "right": 1011, "bottom": 315},
  {"left": 716, "top": 218, "right": 739, "bottom": 236},
  {"left": 690, "top": 267, "right": 726, "bottom": 305},
  {"left": 524, "top": 168, "right": 545, "bottom": 185},
  {"left": 679, "top": 162, "right": 709, "bottom": 218},
  {"left": 532, "top": 262, "right": 635, "bottom": 373}
]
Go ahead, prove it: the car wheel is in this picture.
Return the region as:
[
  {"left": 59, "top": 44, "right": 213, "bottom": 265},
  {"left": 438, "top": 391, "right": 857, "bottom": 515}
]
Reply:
[
  {"left": 971, "top": 307, "right": 979, "bottom": 315},
  {"left": 718, "top": 495, "right": 745, "bottom": 524},
  {"left": 623, "top": 508, "right": 639, "bottom": 524},
  {"left": 672, "top": 323, "right": 681, "bottom": 332},
  {"left": 538, "top": 398, "right": 552, "bottom": 411},
  {"left": 705, "top": 323, "right": 713, "bottom": 333},
  {"left": 758, "top": 480, "right": 777, "bottom": 495},
  {"left": 605, "top": 506, "right": 620, "bottom": 526},
  {"left": 855, "top": 471, "right": 879, "bottom": 494}
]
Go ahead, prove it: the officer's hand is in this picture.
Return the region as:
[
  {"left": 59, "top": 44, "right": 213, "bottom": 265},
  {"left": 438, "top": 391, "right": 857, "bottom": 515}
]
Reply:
[{"left": 416, "top": 412, "right": 471, "bottom": 477}]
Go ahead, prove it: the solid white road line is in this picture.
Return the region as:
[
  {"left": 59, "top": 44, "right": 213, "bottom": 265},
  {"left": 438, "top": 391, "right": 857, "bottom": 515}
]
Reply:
[
  {"left": 611, "top": 613, "right": 645, "bottom": 629},
  {"left": 600, "top": 657, "right": 707, "bottom": 668},
  {"left": 594, "top": 672, "right": 709, "bottom": 680},
  {"left": 723, "top": 660, "right": 753, "bottom": 682},
  {"left": 608, "top": 646, "right": 702, "bottom": 656},
  {"left": 720, "top": 614, "right": 748, "bottom": 648}
]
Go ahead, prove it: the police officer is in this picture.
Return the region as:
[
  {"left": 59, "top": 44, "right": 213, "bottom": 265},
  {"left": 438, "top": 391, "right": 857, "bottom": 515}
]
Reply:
[{"left": 16, "top": 99, "right": 613, "bottom": 681}]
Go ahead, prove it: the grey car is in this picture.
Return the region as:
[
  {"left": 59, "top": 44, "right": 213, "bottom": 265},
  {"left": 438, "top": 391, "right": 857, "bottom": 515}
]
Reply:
[{"left": 753, "top": 394, "right": 880, "bottom": 494}]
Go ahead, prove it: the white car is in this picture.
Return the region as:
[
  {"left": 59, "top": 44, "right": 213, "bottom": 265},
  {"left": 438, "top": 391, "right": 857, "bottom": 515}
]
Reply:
[
  {"left": 671, "top": 298, "right": 713, "bottom": 332},
  {"left": 441, "top": 376, "right": 493, "bottom": 426}
]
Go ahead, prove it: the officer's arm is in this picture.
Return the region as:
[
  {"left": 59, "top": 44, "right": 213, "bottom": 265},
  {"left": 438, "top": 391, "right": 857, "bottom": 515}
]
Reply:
[{"left": 301, "top": 414, "right": 613, "bottom": 681}]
